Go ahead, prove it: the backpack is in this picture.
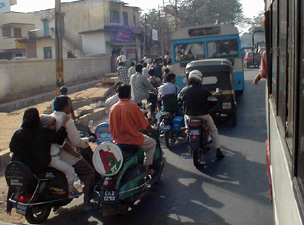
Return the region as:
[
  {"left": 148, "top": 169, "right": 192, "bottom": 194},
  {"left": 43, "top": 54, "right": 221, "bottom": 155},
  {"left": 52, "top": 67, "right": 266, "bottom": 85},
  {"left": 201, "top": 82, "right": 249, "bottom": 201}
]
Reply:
[{"left": 162, "top": 93, "right": 179, "bottom": 113}]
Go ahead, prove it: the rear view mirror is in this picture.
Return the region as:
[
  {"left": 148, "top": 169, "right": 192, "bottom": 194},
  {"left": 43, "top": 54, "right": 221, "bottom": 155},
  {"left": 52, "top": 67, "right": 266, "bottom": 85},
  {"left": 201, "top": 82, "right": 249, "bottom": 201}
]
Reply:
[
  {"left": 215, "top": 88, "right": 223, "bottom": 94},
  {"left": 142, "top": 99, "right": 148, "bottom": 105}
]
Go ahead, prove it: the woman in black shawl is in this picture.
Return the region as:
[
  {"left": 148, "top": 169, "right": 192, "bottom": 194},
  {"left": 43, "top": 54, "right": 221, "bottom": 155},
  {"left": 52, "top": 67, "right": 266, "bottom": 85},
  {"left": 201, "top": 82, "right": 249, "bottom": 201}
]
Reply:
[{"left": 9, "top": 107, "right": 67, "bottom": 174}]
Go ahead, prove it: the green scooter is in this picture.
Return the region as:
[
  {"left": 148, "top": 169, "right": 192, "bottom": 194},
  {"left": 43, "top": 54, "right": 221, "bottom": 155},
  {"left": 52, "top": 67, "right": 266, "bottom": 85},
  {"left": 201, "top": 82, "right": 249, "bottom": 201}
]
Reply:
[{"left": 92, "top": 131, "right": 165, "bottom": 216}]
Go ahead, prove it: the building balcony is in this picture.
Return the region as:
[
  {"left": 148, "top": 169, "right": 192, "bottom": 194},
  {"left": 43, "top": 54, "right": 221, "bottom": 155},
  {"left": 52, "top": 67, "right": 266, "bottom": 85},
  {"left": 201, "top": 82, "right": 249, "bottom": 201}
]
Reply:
[
  {"left": 28, "top": 28, "right": 52, "bottom": 39},
  {"left": 0, "top": 37, "right": 26, "bottom": 50}
]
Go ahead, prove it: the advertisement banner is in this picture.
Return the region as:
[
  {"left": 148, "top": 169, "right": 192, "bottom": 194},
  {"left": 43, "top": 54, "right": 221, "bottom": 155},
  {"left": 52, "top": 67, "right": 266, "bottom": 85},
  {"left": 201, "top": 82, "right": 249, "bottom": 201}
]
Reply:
[
  {"left": 152, "top": 29, "right": 158, "bottom": 41},
  {"left": 0, "top": 0, "right": 10, "bottom": 13}
]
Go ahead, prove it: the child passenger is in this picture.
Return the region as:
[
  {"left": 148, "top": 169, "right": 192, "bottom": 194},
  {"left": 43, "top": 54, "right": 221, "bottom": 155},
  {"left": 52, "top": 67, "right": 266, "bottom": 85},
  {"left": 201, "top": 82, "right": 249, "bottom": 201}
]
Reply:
[{"left": 40, "top": 114, "right": 82, "bottom": 198}]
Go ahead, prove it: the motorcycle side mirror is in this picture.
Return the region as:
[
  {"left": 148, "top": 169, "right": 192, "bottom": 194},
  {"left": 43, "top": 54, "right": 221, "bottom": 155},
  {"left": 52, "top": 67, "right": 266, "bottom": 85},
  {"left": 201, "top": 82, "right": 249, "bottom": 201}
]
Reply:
[
  {"left": 142, "top": 99, "right": 148, "bottom": 105},
  {"left": 88, "top": 120, "right": 94, "bottom": 128},
  {"left": 215, "top": 88, "right": 223, "bottom": 94}
]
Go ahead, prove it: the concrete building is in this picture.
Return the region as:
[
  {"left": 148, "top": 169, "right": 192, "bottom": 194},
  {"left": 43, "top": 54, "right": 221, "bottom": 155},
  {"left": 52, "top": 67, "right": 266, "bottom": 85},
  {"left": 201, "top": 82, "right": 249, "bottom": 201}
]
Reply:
[
  {"left": 0, "top": 12, "right": 35, "bottom": 59},
  {"left": 21, "top": 0, "right": 142, "bottom": 69}
]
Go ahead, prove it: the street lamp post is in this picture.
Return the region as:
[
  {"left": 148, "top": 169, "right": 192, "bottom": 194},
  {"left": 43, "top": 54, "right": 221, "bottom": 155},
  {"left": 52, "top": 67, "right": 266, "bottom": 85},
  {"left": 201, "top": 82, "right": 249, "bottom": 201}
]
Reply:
[{"left": 55, "top": 0, "right": 64, "bottom": 95}]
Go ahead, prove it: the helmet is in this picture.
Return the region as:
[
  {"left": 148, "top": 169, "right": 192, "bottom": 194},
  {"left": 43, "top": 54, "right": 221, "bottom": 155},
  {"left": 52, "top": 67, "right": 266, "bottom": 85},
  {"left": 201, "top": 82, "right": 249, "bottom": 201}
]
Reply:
[
  {"left": 188, "top": 70, "right": 203, "bottom": 83},
  {"left": 59, "top": 86, "right": 68, "bottom": 95}
]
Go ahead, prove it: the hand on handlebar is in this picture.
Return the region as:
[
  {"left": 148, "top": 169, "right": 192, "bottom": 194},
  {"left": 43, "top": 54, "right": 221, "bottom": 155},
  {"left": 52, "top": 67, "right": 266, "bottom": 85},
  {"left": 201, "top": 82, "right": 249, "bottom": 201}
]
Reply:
[{"left": 88, "top": 135, "right": 96, "bottom": 143}]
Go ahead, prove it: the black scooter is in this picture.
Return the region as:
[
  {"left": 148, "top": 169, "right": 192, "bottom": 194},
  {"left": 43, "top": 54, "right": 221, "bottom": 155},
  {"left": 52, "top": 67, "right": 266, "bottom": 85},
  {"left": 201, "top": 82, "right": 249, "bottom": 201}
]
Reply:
[{"left": 5, "top": 123, "right": 97, "bottom": 224}]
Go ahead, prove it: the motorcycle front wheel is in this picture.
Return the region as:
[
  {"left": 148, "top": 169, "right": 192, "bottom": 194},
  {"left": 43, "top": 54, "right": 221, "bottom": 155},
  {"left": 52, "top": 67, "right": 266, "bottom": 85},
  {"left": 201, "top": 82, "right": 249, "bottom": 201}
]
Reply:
[{"left": 25, "top": 205, "right": 51, "bottom": 224}]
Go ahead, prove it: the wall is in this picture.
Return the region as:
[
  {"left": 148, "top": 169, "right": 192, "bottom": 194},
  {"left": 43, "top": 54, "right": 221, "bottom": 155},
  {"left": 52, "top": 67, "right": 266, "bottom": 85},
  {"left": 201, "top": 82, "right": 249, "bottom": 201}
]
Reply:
[
  {"left": 0, "top": 54, "right": 110, "bottom": 102},
  {"left": 82, "top": 32, "right": 106, "bottom": 54}
]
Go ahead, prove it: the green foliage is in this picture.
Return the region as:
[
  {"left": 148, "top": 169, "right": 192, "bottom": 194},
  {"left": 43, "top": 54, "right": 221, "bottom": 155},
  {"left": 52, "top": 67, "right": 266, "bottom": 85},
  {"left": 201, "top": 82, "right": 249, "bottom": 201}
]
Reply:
[{"left": 247, "top": 12, "right": 264, "bottom": 33}]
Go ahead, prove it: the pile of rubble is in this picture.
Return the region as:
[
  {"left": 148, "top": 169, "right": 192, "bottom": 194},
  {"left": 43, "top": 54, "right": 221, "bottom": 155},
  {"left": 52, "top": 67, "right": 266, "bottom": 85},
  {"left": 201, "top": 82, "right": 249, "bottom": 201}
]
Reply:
[{"left": 0, "top": 77, "right": 118, "bottom": 153}]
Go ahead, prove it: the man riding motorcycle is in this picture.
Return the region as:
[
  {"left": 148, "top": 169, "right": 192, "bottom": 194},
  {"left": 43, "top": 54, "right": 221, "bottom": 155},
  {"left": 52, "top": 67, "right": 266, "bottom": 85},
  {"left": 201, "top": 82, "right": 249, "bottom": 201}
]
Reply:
[
  {"left": 109, "top": 84, "right": 157, "bottom": 176},
  {"left": 179, "top": 70, "right": 224, "bottom": 160}
]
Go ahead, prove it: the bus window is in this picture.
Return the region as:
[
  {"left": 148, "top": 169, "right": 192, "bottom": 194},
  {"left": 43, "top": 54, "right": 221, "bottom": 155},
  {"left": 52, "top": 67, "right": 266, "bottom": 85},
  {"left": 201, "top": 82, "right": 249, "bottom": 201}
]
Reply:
[
  {"left": 174, "top": 42, "right": 205, "bottom": 62},
  {"left": 207, "top": 40, "right": 238, "bottom": 58}
]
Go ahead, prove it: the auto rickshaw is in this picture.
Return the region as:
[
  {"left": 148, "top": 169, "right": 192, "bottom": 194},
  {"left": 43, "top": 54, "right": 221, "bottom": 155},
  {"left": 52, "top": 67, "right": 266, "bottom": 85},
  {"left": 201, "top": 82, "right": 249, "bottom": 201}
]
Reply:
[{"left": 185, "top": 58, "right": 237, "bottom": 126}]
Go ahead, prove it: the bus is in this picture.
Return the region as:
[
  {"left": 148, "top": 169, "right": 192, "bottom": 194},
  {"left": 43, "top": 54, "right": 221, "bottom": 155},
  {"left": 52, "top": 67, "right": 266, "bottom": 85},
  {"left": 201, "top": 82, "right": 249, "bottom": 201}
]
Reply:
[
  {"left": 171, "top": 24, "right": 244, "bottom": 93},
  {"left": 264, "top": 0, "right": 304, "bottom": 224}
]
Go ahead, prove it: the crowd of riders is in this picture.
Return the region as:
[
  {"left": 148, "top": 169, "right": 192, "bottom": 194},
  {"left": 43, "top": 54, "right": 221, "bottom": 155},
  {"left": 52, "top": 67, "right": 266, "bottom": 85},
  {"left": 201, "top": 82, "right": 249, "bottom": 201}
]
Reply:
[{"left": 7, "top": 52, "right": 224, "bottom": 214}]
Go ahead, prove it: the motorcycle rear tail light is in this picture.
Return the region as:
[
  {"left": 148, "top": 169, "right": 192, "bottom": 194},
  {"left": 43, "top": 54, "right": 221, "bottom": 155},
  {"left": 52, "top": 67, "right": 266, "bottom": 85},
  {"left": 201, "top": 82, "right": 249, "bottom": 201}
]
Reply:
[
  {"left": 163, "top": 119, "right": 169, "bottom": 123},
  {"left": 15, "top": 193, "right": 36, "bottom": 203},
  {"left": 17, "top": 195, "right": 24, "bottom": 202},
  {"left": 102, "top": 177, "right": 116, "bottom": 189},
  {"left": 188, "top": 122, "right": 200, "bottom": 128}
]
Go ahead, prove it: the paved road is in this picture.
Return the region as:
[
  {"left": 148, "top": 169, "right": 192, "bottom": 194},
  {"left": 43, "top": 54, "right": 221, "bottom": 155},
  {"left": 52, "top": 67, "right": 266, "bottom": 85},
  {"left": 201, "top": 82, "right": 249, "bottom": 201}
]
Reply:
[{"left": 5, "top": 68, "right": 273, "bottom": 224}]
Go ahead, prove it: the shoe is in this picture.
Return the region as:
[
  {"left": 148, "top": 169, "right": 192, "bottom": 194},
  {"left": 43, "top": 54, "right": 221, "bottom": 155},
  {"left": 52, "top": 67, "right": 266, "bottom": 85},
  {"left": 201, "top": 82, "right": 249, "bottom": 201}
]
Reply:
[
  {"left": 68, "top": 189, "right": 82, "bottom": 199},
  {"left": 216, "top": 151, "right": 224, "bottom": 160},
  {"left": 83, "top": 203, "right": 98, "bottom": 212}
]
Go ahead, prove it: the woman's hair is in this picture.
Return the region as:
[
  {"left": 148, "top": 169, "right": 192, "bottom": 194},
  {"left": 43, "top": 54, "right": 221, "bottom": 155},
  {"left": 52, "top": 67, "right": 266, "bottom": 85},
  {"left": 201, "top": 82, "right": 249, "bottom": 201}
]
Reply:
[
  {"left": 21, "top": 107, "right": 40, "bottom": 128},
  {"left": 118, "top": 84, "right": 131, "bottom": 99}
]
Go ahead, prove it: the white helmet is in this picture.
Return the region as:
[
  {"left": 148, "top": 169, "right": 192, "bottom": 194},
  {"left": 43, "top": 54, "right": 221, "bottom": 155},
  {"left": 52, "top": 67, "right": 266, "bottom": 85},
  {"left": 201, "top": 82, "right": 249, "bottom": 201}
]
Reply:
[{"left": 188, "top": 70, "right": 203, "bottom": 83}]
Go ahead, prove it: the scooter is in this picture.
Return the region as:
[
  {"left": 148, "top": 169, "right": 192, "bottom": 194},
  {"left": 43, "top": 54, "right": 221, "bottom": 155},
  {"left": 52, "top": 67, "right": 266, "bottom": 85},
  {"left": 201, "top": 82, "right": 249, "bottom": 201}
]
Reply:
[
  {"left": 5, "top": 161, "right": 78, "bottom": 224},
  {"left": 5, "top": 123, "right": 96, "bottom": 224},
  {"left": 93, "top": 131, "right": 164, "bottom": 216}
]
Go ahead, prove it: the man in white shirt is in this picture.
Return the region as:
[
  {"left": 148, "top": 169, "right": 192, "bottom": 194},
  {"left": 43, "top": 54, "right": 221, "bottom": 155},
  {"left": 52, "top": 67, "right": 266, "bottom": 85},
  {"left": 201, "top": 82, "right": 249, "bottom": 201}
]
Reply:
[
  {"left": 128, "top": 62, "right": 136, "bottom": 78},
  {"left": 105, "top": 81, "right": 123, "bottom": 115},
  {"left": 116, "top": 51, "right": 126, "bottom": 63},
  {"left": 142, "top": 62, "right": 150, "bottom": 79},
  {"left": 52, "top": 95, "right": 97, "bottom": 212}
]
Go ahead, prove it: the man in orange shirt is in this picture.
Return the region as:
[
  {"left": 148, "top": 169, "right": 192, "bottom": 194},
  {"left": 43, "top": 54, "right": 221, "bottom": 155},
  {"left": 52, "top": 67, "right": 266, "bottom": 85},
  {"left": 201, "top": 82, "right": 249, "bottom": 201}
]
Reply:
[{"left": 109, "top": 84, "right": 157, "bottom": 175}]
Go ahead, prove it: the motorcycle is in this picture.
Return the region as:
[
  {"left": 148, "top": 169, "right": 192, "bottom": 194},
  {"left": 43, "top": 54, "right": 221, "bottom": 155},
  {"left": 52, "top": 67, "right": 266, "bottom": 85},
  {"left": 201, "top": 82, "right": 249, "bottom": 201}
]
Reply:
[
  {"left": 5, "top": 123, "right": 97, "bottom": 224},
  {"left": 92, "top": 131, "right": 164, "bottom": 216},
  {"left": 159, "top": 111, "right": 186, "bottom": 149},
  {"left": 187, "top": 96, "right": 218, "bottom": 168}
]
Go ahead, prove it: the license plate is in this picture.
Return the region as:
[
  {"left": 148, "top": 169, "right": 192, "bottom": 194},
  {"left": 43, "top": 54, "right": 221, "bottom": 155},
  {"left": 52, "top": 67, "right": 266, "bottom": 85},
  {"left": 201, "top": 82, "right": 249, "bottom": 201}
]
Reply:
[
  {"left": 163, "top": 125, "right": 170, "bottom": 131},
  {"left": 190, "top": 129, "right": 200, "bottom": 135},
  {"left": 102, "top": 190, "right": 117, "bottom": 202},
  {"left": 16, "top": 203, "right": 27, "bottom": 215},
  {"left": 222, "top": 102, "right": 231, "bottom": 109}
]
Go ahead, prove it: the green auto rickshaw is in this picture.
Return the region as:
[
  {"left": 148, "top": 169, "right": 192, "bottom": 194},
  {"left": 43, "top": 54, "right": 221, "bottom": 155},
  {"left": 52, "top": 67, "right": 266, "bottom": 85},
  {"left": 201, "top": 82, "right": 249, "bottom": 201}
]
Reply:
[{"left": 185, "top": 58, "right": 237, "bottom": 126}]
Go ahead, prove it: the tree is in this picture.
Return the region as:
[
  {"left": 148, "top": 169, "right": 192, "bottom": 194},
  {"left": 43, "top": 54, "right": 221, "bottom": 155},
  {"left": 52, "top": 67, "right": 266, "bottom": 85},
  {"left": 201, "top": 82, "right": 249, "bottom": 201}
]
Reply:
[
  {"left": 247, "top": 12, "right": 264, "bottom": 33},
  {"left": 178, "top": 0, "right": 244, "bottom": 27}
]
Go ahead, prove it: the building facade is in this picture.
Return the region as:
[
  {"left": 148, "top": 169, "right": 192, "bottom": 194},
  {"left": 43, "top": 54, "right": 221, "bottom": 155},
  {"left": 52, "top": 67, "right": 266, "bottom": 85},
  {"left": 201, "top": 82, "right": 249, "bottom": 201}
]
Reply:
[
  {"left": 17, "top": 0, "right": 142, "bottom": 69},
  {"left": 0, "top": 12, "right": 35, "bottom": 59}
]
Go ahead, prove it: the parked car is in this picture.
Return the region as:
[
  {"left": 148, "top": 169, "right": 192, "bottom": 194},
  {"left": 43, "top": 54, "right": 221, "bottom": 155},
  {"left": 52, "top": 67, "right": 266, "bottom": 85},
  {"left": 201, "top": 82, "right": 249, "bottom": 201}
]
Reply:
[{"left": 244, "top": 51, "right": 261, "bottom": 68}]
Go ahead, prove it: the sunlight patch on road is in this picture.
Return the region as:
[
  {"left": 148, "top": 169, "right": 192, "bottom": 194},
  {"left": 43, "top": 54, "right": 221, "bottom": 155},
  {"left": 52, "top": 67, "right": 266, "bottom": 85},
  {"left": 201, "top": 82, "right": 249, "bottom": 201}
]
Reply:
[
  {"left": 178, "top": 178, "right": 196, "bottom": 187},
  {"left": 168, "top": 214, "right": 195, "bottom": 223}
]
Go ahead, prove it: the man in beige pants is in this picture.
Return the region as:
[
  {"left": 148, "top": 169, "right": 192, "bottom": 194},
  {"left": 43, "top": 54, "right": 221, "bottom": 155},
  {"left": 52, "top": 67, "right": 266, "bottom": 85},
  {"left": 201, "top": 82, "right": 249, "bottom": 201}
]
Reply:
[
  {"left": 179, "top": 70, "right": 224, "bottom": 160},
  {"left": 109, "top": 84, "right": 157, "bottom": 175}
]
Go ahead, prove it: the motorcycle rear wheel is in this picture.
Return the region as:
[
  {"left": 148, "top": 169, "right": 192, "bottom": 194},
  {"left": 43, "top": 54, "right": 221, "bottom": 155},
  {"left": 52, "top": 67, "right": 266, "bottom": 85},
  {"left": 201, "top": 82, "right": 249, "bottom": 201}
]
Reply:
[
  {"left": 25, "top": 205, "right": 51, "bottom": 224},
  {"left": 193, "top": 150, "right": 202, "bottom": 168},
  {"left": 164, "top": 132, "right": 174, "bottom": 149}
]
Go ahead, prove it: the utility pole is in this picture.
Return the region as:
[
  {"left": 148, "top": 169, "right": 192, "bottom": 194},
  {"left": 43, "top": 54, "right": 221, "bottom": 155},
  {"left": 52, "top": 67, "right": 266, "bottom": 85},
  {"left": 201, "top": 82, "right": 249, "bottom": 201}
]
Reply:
[
  {"left": 55, "top": 0, "right": 64, "bottom": 95},
  {"left": 143, "top": 14, "right": 146, "bottom": 57}
]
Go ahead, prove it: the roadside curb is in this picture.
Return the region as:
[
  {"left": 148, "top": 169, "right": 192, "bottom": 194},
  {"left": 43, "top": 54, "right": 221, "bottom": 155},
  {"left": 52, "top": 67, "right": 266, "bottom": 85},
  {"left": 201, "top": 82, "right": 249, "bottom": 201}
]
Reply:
[{"left": 0, "top": 79, "right": 102, "bottom": 113}]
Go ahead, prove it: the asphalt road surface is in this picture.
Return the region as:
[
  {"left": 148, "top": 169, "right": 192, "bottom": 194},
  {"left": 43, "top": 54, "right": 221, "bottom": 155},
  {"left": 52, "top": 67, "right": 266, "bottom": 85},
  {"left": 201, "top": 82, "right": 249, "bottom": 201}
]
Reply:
[{"left": 8, "top": 68, "right": 273, "bottom": 225}]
